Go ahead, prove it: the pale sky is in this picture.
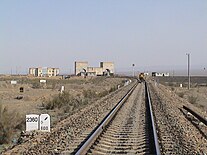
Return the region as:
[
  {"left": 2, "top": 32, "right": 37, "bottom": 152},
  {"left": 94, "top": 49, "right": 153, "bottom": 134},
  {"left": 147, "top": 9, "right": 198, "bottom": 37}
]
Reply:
[{"left": 1, "top": 0, "right": 207, "bottom": 74}]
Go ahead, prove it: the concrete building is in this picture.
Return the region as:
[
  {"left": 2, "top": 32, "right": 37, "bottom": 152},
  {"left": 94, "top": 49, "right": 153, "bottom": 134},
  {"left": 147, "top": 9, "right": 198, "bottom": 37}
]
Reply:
[
  {"left": 47, "top": 67, "right": 60, "bottom": 77},
  {"left": 75, "top": 61, "right": 114, "bottom": 76},
  {"left": 100, "top": 62, "right": 115, "bottom": 76},
  {"left": 29, "top": 67, "right": 59, "bottom": 77},
  {"left": 152, "top": 72, "right": 170, "bottom": 77},
  {"left": 74, "top": 61, "right": 88, "bottom": 76},
  {"left": 29, "top": 68, "right": 38, "bottom": 76}
]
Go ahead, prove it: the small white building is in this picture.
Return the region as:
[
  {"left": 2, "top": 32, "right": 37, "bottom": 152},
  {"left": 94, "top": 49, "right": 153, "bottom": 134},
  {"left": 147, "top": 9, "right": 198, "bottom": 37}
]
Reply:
[
  {"left": 144, "top": 72, "right": 149, "bottom": 76},
  {"left": 152, "top": 72, "right": 170, "bottom": 77}
]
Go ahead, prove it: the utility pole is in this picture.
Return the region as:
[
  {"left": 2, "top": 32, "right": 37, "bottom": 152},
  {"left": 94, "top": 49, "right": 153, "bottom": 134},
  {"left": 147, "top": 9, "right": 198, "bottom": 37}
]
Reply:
[
  {"left": 132, "top": 64, "right": 135, "bottom": 77},
  {"left": 186, "top": 53, "right": 190, "bottom": 89}
]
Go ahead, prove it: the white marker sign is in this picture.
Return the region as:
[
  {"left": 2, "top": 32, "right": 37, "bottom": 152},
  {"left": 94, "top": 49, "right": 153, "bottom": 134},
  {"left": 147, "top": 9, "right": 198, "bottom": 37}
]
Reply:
[
  {"left": 40, "top": 80, "right": 46, "bottom": 83},
  {"left": 11, "top": 81, "right": 17, "bottom": 85},
  {"left": 60, "top": 86, "right": 65, "bottom": 94},
  {"left": 26, "top": 114, "right": 39, "bottom": 131},
  {"left": 40, "top": 114, "right": 50, "bottom": 132}
]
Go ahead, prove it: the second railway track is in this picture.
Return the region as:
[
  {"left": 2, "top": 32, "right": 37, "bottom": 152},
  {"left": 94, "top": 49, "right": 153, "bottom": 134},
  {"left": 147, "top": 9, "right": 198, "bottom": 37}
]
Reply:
[{"left": 73, "top": 82, "right": 160, "bottom": 155}]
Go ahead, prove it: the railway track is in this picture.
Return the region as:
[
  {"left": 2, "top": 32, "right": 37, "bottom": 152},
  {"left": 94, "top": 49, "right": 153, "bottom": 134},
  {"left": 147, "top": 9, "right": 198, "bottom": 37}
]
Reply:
[
  {"left": 3, "top": 79, "right": 207, "bottom": 154},
  {"left": 149, "top": 83, "right": 200, "bottom": 154},
  {"left": 72, "top": 82, "right": 160, "bottom": 155},
  {"left": 182, "top": 105, "right": 207, "bottom": 126}
]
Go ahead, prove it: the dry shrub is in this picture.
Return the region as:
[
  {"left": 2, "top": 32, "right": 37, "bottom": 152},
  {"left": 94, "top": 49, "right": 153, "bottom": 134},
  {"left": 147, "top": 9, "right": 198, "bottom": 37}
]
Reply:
[
  {"left": 109, "top": 86, "right": 117, "bottom": 93},
  {"left": 188, "top": 95, "right": 197, "bottom": 104},
  {"left": 43, "top": 86, "right": 117, "bottom": 113},
  {"left": 98, "top": 90, "right": 109, "bottom": 98},
  {"left": 168, "top": 82, "right": 175, "bottom": 87},
  {"left": 177, "top": 92, "right": 184, "bottom": 98},
  {"left": 83, "top": 89, "right": 97, "bottom": 99},
  {"left": 98, "top": 86, "right": 117, "bottom": 98},
  {"left": 32, "top": 81, "right": 41, "bottom": 89},
  {"left": 199, "top": 104, "right": 204, "bottom": 109},
  {"left": 0, "top": 105, "right": 23, "bottom": 144},
  {"left": 90, "top": 77, "right": 106, "bottom": 85},
  {"left": 171, "top": 87, "right": 175, "bottom": 91},
  {"left": 83, "top": 87, "right": 117, "bottom": 99},
  {"left": 43, "top": 92, "right": 87, "bottom": 113}
]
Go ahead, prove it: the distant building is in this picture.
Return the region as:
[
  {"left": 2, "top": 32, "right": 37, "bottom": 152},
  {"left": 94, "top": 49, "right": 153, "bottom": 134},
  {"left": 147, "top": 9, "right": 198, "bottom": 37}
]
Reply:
[
  {"left": 152, "top": 72, "right": 170, "bottom": 77},
  {"left": 75, "top": 61, "right": 114, "bottom": 76},
  {"left": 144, "top": 72, "right": 149, "bottom": 76},
  {"left": 29, "top": 67, "right": 59, "bottom": 77}
]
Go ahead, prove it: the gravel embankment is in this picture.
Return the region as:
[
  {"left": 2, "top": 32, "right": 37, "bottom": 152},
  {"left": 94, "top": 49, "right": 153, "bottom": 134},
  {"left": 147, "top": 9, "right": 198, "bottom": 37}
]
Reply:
[{"left": 149, "top": 81, "right": 207, "bottom": 154}]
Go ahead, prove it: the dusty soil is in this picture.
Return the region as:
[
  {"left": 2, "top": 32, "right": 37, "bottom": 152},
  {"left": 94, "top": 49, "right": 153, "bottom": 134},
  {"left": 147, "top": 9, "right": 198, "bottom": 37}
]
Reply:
[
  {"left": 173, "top": 87, "right": 207, "bottom": 111},
  {"left": 154, "top": 76, "right": 207, "bottom": 112},
  {"left": 0, "top": 75, "right": 128, "bottom": 152},
  {"left": 1, "top": 77, "right": 135, "bottom": 154},
  {"left": 0, "top": 76, "right": 125, "bottom": 116}
]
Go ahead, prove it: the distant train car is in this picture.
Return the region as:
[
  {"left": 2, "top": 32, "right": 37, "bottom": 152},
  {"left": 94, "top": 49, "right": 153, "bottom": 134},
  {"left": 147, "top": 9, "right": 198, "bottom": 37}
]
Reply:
[{"left": 139, "top": 73, "right": 145, "bottom": 82}]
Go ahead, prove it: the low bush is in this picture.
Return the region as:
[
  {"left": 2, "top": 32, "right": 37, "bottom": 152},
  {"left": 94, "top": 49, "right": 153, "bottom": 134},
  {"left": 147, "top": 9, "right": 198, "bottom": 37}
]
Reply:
[
  {"left": 0, "top": 105, "right": 23, "bottom": 144},
  {"left": 44, "top": 92, "right": 75, "bottom": 109},
  {"left": 188, "top": 95, "right": 197, "bottom": 104},
  {"left": 98, "top": 90, "right": 109, "bottom": 98},
  {"left": 168, "top": 82, "right": 175, "bottom": 87},
  {"left": 199, "top": 104, "right": 204, "bottom": 109},
  {"left": 32, "top": 81, "right": 41, "bottom": 89},
  {"left": 109, "top": 86, "right": 117, "bottom": 93},
  {"left": 177, "top": 92, "right": 184, "bottom": 98},
  {"left": 43, "top": 86, "right": 118, "bottom": 113},
  {"left": 83, "top": 89, "right": 97, "bottom": 99}
]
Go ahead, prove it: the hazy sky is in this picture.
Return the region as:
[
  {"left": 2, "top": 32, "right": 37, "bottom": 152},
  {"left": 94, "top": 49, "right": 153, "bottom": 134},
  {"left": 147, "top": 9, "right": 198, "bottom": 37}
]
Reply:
[{"left": 1, "top": 0, "right": 207, "bottom": 74}]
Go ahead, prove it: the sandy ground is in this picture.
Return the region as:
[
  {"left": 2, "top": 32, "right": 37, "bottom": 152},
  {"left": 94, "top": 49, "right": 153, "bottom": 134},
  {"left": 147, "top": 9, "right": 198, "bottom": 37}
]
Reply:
[
  {"left": 0, "top": 76, "right": 126, "bottom": 131},
  {"left": 155, "top": 76, "right": 207, "bottom": 112},
  {"left": 0, "top": 76, "right": 129, "bottom": 153},
  {"left": 0, "top": 81, "right": 60, "bottom": 118}
]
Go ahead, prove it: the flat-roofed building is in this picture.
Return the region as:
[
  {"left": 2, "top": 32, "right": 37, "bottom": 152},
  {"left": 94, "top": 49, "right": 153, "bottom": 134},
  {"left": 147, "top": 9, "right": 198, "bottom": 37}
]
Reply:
[
  {"left": 47, "top": 68, "right": 60, "bottom": 77},
  {"left": 29, "top": 68, "right": 38, "bottom": 76},
  {"left": 152, "top": 72, "right": 170, "bottom": 77},
  {"left": 75, "top": 61, "right": 114, "bottom": 76},
  {"left": 100, "top": 62, "right": 114, "bottom": 76},
  {"left": 75, "top": 61, "right": 88, "bottom": 76},
  {"left": 29, "top": 67, "right": 60, "bottom": 77}
]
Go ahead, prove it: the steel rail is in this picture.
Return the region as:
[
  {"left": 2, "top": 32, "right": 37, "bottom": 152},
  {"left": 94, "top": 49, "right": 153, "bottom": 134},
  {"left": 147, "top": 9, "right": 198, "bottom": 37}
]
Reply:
[
  {"left": 74, "top": 81, "right": 138, "bottom": 155},
  {"left": 145, "top": 82, "right": 161, "bottom": 155},
  {"left": 183, "top": 105, "right": 207, "bottom": 126}
]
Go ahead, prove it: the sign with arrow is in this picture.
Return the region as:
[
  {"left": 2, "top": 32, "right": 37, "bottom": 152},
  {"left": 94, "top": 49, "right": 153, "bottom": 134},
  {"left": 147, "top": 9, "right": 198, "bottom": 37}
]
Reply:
[{"left": 40, "top": 114, "right": 50, "bottom": 132}]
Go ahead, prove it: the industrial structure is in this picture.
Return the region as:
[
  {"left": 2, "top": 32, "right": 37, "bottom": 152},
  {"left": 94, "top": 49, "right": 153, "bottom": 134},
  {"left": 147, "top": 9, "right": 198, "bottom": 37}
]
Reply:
[
  {"left": 75, "top": 61, "right": 114, "bottom": 76},
  {"left": 29, "top": 67, "right": 60, "bottom": 77}
]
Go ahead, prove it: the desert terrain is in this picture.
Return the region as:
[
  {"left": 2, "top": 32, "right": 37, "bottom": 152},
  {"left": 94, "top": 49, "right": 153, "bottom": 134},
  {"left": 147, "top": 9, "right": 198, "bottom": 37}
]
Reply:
[
  {"left": 155, "top": 76, "right": 207, "bottom": 111},
  {"left": 1, "top": 75, "right": 207, "bottom": 154},
  {"left": 0, "top": 75, "right": 128, "bottom": 152}
]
